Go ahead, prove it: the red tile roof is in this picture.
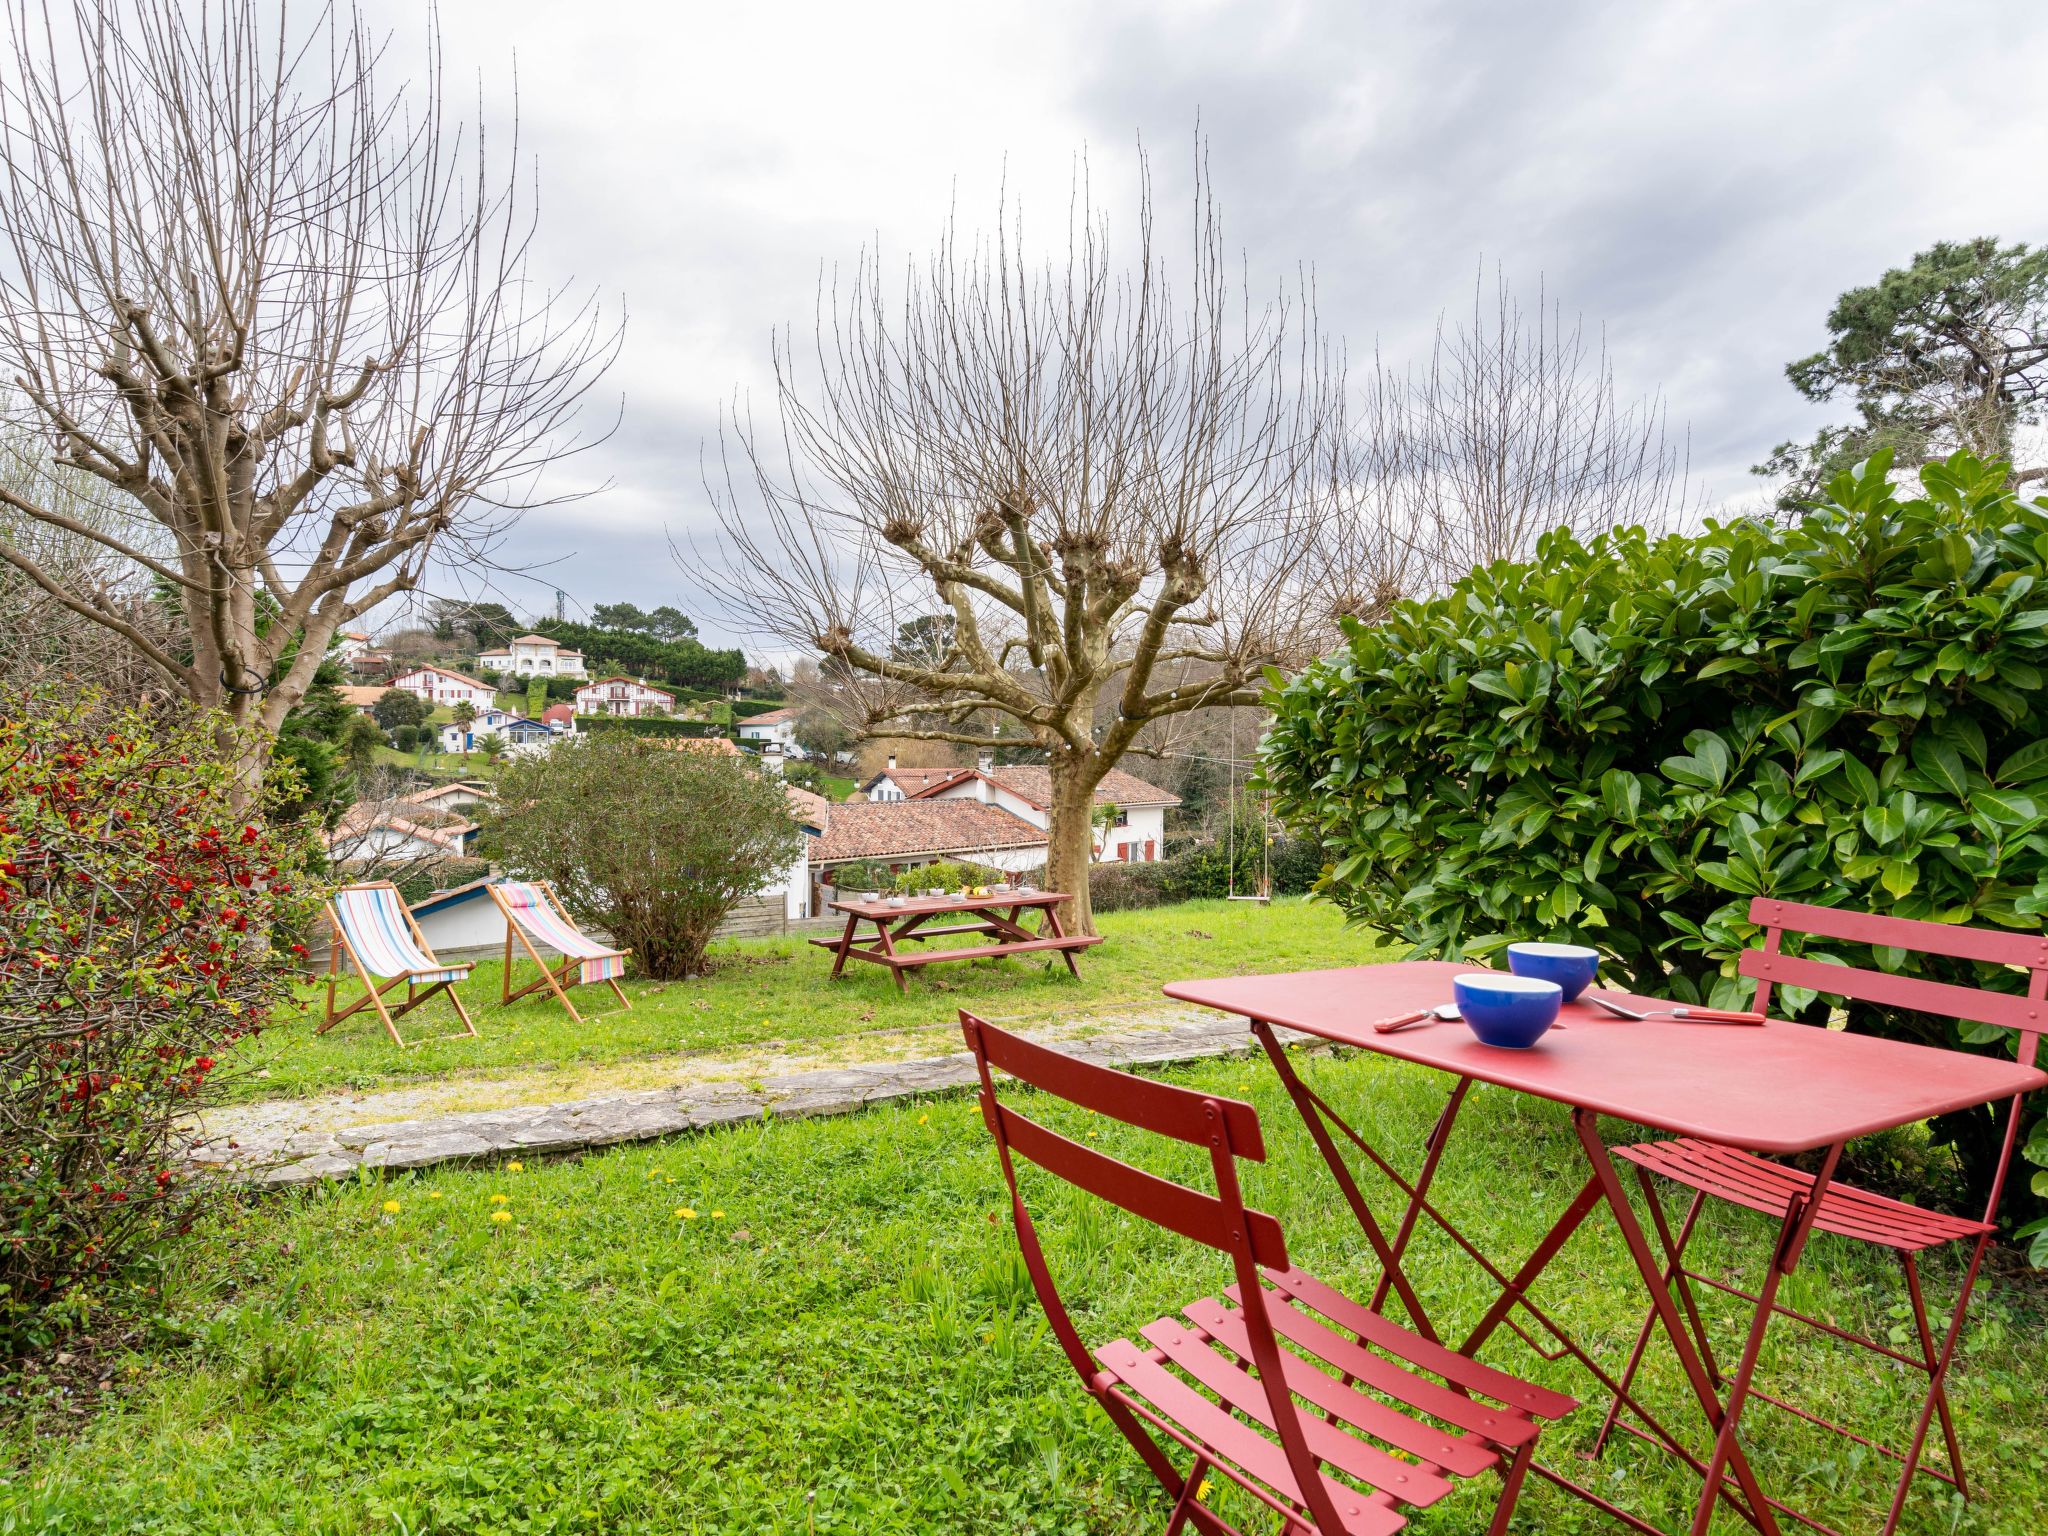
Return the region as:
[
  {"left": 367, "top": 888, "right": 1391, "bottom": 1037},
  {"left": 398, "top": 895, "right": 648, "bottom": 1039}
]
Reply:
[
  {"left": 393, "top": 663, "right": 495, "bottom": 690},
  {"left": 861, "top": 767, "right": 968, "bottom": 796},
  {"left": 740, "top": 705, "right": 801, "bottom": 725},
  {"left": 909, "top": 764, "right": 1180, "bottom": 809},
  {"left": 807, "top": 801, "right": 1047, "bottom": 865},
  {"left": 541, "top": 703, "right": 576, "bottom": 726},
  {"left": 784, "top": 784, "right": 830, "bottom": 825}
]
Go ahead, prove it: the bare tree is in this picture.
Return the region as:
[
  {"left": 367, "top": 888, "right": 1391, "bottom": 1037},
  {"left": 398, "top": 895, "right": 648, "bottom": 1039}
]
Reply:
[
  {"left": 1339, "top": 267, "right": 1692, "bottom": 604},
  {"left": 690, "top": 152, "right": 1345, "bottom": 932},
  {"left": 0, "top": 409, "right": 176, "bottom": 699},
  {"left": 0, "top": 1, "right": 617, "bottom": 800}
]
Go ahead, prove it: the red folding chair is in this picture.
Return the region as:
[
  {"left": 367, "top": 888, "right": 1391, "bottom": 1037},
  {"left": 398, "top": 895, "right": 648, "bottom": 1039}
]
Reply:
[
  {"left": 961, "top": 1011, "right": 1576, "bottom": 1536},
  {"left": 1593, "top": 898, "right": 2046, "bottom": 1534}
]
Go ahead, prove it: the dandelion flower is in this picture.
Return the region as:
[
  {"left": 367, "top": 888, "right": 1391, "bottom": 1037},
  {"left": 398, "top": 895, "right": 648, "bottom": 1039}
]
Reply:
[
  {"left": 710, "top": 1210, "right": 724, "bottom": 1220},
  {"left": 505, "top": 1161, "right": 524, "bottom": 1173},
  {"left": 490, "top": 1209, "right": 512, "bottom": 1224},
  {"left": 428, "top": 1191, "right": 443, "bottom": 1200},
  {"left": 382, "top": 1199, "right": 401, "bottom": 1214},
  {"left": 678, "top": 1207, "right": 697, "bottom": 1220},
  {"left": 917, "top": 1113, "right": 928, "bottom": 1125},
  {"left": 1196, "top": 1478, "right": 1213, "bottom": 1502},
  {"left": 490, "top": 1193, "right": 510, "bottom": 1205}
]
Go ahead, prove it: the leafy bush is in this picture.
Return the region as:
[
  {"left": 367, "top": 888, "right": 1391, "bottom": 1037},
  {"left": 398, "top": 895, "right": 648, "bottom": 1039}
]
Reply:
[
  {"left": 491, "top": 736, "right": 803, "bottom": 978},
  {"left": 1264, "top": 451, "right": 2048, "bottom": 1241},
  {"left": 886, "top": 859, "right": 1008, "bottom": 895},
  {"left": 0, "top": 691, "right": 319, "bottom": 1347},
  {"left": 576, "top": 715, "right": 729, "bottom": 739},
  {"left": 391, "top": 724, "right": 420, "bottom": 752},
  {"left": 1087, "top": 860, "right": 1173, "bottom": 912},
  {"left": 730, "top": 698, "right": 790, "bottom": 720},
  {"left": 822, "top": 861, "right": 893, "bottom": 895}
]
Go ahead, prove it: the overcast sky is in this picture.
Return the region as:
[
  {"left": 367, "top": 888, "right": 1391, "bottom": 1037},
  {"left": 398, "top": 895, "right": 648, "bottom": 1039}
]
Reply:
[{"left": 370, "top": 0, "right": 2048, "bottom": 652}]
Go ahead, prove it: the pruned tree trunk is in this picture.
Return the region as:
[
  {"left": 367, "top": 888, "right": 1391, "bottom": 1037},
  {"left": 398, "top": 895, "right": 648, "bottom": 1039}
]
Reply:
[
  {"left": 688, "top": 143, "right": 1347, "bottom": 935},
  {"left": 0, "top": 2, "right": 616, "bottom": 804},
  {"left": 1044, "top": 749, "right": 1107, "bottom": 934}
]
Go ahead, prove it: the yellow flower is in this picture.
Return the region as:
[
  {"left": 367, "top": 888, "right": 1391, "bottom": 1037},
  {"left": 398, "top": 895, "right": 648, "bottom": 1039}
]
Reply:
[
  {"left": 678, "top": 1207, "right": 697, "bottom": 1220},
  {"left": 381, "top": 1199, "right": 401, "bottom": 1214},
  {"left": 490, "top": 1193, "right": 510, "bottom": 1205},
  {"left": 665, "top": 1177, "right": 676, "bottom": 1185},
  {"left": 917, "top": 1113, "right": 928, "bottom": 1125},
  {"left": 505, "top": 1161, "right": 524, "bottom": 1173},
  {"left": 490, "top": 1209, "right": 512, "bottom": 1223},
  {"left": 1196, "top": 1478, "right": 1213, "bottom": 1502},
  {"left": 710, "top": 1210, "right": 724, "bottom": 1220},
  {"left": 428, "top": 1191, "right": 443, "bottom": 1200}
]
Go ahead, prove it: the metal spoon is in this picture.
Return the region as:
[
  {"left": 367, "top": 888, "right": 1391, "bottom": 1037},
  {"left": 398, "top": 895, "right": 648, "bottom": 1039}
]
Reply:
[
  {"left": 1583, "top": 994, "right": 1765, "bottom": 1025},
  {"left": 1373, "top": 1003, "right": 1463, "bottom": 1034}
]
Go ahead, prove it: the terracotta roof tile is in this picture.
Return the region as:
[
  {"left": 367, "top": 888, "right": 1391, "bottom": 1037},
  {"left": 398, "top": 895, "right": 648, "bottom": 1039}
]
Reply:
[
  {"left": 740, "top": 705, "right": 801, "bottom": 725},
  {"left": 908, "top": 764, "right": 1180, "bottom": 809},
  {"left": 807, "top": 801, "right": 1047, "bottom": 864}
]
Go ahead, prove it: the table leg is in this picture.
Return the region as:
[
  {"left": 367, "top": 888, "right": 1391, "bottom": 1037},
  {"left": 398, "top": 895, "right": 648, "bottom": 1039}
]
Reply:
[
  {"left": 1574, "top": 1108, "right": 1789, "bottom": 1536},
  {"left": 1251, "top": 1020, "right": 1444, "bottom": 1343},
  {"left": 1369, "top": 1077, "right": 1472, "bottom": 1314},
  {"left": 828, "top": 913, "right": 858, "bottom": 979}
]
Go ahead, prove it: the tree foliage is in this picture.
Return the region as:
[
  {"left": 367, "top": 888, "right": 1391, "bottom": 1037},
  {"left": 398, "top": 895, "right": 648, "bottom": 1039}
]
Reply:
[
  {"left": 490, "top": 736, "right": 803, "bottom": 979},
  {"left": 0, "top": 690, "right": 319, "bottom": 1347},
  {"left": 1265, "top": 451, "right": 2048, "bottom": 1241},
  {"left": 372, "top": 688, "right": 429, "bottom": 731},
  {"left": 1758, "top": 238, "right": 2048, "bottom": 505},
  {"left": 590, "top": 602, "right": 698, "bottom": 641},
  {"left": 531, "top": 619, "right": 742, "bottom": 690}
]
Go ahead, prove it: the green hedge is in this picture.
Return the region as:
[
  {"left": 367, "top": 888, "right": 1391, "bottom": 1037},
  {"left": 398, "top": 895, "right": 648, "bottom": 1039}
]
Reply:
[
  {"left": 576, "top": 715, "right": 733, "bottom": 739},
  {"left": 730, "top": 699, "right": 790, "bottom": 720},
  {"left": 1263, "top": 450, "right": 2048, "bottom": 1245}
]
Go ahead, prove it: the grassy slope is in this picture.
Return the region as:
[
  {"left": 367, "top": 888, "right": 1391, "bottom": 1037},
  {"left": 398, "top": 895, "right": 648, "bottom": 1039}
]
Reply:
[
  {"left": 243, "top": 899, "right": 1377, "bottom": 1100},
  {"left": 3, "top": 1052, "right": 2042, "bottom": 1534}
]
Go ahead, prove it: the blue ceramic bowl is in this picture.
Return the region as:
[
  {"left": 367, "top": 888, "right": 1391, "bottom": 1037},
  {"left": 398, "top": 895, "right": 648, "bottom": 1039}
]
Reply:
[
  {"left": 1505, "top": 941, "right": 1601, "bottom": 1002},
  {"left": 1453, "top": 973, "right": 1563, "bottom": 1049}
]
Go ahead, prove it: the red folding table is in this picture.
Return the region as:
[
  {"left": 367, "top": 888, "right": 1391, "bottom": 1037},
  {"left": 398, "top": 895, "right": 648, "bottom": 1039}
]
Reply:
[{"left": 1164, "top": 961, "right": 2045, "bottom": 1536}]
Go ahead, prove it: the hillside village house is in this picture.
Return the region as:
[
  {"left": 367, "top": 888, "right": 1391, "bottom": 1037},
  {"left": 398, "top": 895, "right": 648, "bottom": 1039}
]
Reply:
[
  {"left": 803, "top": 797, "right": 1050, "bottom": 913},
  {"left": 323, "top": 802, "right": 478, "bottom": 864},
  {"left": 389, "top": 664, "right": 499, "bottom": 712},
  {"left": 335, "top": 629, "right": 374, "bottom": 663},
  {"left": 908, "top": 755, "right": 1179, "bottom": 863},
  {"left": 736, "top": 705, "right": 805, "bottom": 757},
  {"left": 336, "top": 685, "right": 387, "bottom": 714},
  {"left": 574, "top": 676, "right": 676, "bottom": 717},
  {"left": 438, "top": 709, "right": 551, "bottom": 755},
  {"left": 476, "top": 633, "right": 588, "bottom": 679},
  {"left": 860, "top": 757, "right": 968, "bottom": 802}
]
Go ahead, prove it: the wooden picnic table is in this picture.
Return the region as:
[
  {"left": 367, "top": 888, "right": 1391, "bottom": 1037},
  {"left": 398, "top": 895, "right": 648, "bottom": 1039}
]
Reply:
[{"left": 810, "top": 889, "right": 1101, "bottom": 993}]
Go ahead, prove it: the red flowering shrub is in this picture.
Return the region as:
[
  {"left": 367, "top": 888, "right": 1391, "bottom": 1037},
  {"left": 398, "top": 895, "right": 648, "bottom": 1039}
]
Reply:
[{"left": 0, "top": 689, "right": 319, "bottom": 1349}]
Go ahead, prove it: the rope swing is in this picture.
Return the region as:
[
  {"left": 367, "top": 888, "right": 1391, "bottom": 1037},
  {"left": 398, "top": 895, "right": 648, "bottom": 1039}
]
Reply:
[{"left": 1224, "top": 711, "right": 1272, "bottom": 904}]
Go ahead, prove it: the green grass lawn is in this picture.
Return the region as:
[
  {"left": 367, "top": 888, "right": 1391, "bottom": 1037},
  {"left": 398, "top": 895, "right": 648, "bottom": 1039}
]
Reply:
[
  {"left": 368, "top": 745, "right": 485, "bottom": 776},
  {"left": 4, "top": 1049, "right": 2042, "bottom": 1534},
  {"left": 242, "top": 899, "right": 1381, "bottom": 1101}
]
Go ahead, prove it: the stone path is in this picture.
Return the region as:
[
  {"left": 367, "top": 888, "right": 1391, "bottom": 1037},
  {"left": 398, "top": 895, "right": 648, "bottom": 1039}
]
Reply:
[{"left": 187, "top": 1005, "right": 1304, "bottom": 1187}]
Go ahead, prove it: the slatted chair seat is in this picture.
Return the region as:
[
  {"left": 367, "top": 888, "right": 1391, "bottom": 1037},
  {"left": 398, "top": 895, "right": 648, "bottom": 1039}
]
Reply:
[
  {"left": 961, "top": 1011, "right": 1573, "bottom": 1535},
  {"left": 1614, "top": 1138, "right": 1995, "bottom": 1253}
]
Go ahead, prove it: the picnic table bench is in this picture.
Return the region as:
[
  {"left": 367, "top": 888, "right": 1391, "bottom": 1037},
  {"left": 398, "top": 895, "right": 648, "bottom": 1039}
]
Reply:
[{"left": 811, "top": 889, "right": 1100, "bottom": 992}]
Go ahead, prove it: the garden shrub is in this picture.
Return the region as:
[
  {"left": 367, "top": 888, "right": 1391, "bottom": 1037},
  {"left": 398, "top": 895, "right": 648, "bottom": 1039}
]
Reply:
[
  {"left": 886, "top": 859, "right": 1008, "bottom": 895},
  {"left": 491, "top": 735, "right": 803, "bottom": 978},
  {"left": 0, "top": 690, "right": 319, "bottom": 1347},
  {"left": 576, "top": 715, "right": 730, "bottom": 740},
  {"left": 1087, "top": 860, "right": 1173, "bottom": 911},
  {"left": 1264, "top": 451, "right": 2048, "bottom": 1244},
  {"left": 392, "top": 724, "right": 420, "bottom": 752}
]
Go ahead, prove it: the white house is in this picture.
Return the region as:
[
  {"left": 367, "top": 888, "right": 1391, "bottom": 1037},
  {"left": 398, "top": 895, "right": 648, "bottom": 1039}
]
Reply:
[
  {"left": 389, "top": 664, "right": 499, "bottom": 712},
  {"left": 802, "top": 797, "right": 1049, "bottom": 912},
  {"left": 436, "top": 708, "right": 555, "bottom": 755},
  {"left": 476, "top": 633, "right": 588, "bottom": 679},
  {"left": 574, "top": 676, "right": 676, "bottom": 717},
  {"left": 403, "top": 781, "right": 494, "bottom": 816},
  {"left": 859, "top": 756, "right": 969, "bottom": 802},
  {"left": 736, "top": 705, "right": 805, "bottom": 758},
  {"left": 324, "top": 803, "right": 479, "bottom": 864},
  {"left": 335, "top": 629, "right": 374, "bottom": 663},
  {"left": 910, "top": 756, "right": 1179, "bottom": 863}
]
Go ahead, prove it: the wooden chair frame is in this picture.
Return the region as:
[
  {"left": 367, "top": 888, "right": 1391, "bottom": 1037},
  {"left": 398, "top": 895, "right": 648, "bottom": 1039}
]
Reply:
[
  {"left": 320, "top": 880, "right": 480, "bottom": 1050},
  {"left": 490, "top": 878, "right": 631, "bottom": 1025}
]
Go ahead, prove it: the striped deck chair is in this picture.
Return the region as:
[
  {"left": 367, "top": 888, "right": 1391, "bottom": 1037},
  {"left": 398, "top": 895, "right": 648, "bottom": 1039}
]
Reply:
[
  {"left": 321, "top": 881, "right": 479, "bottom": 1049},
  {"left": 489, "top": 880, "right": 632, "bottom": 1024}
]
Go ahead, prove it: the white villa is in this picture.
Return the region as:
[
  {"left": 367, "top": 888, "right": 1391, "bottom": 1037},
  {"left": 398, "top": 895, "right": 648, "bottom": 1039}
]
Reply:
[
  {"left": 476, "top": 633, "right": 587, "bottom": 679},
  {"left": 903, "top": 754, "right": 1180, "bottom": 863},
  {"left": 388, "top": 664, "right": 499, "bottom": 712},
  {"left": 574, "top": 676, "right": 676, "bottom": 717},
  {"left": 335, "top": 629, "right": 374, "bottom": 663},
  {"left": 437, "top": 707, "right": 528, "bottom": 754},
  {"left": 860, "top": 757, "right": 969, "bottom": 802},
  {"left": 736, "top": 705, "right": 805, "bottom": 758}
]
